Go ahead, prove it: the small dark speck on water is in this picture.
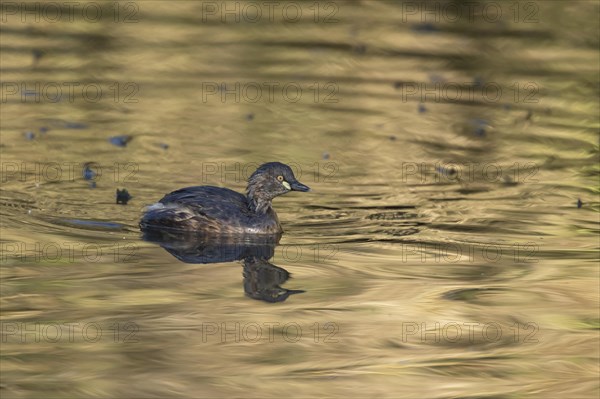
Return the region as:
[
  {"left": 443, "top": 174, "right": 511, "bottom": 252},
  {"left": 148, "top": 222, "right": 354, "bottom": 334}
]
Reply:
[
  {"left": 65, "top": 122, "right": 88, "bottom": 129},
  {"left": 471, "top": 119, "right": 488, "bottom": 137},
  {"left": 82, "top": 164, "right": 97, "bottom": 180},
  {"left": 89, "top": 181, "right": 97, "bottom": 189},
  {"left": 502, "top": 175, "right": 517, "bottom": 186},
  {"left": 436, "top": 166, "right": 457, "bottom": 177},
  {"left": 158, "top": 143, "right": 169, "bottom": 150},
  {"left": 418, "top": 104, "right": 427, "bottom": 113},
  {"left": 412, "top": 23, "right": 439, "bottom": 33},
  {"left": 32, "top": 49, "right": 44, "bottom": 58},
  {"left": 109, "top": 135, "right": 132, "bottom": 147},
  {"left": 246, "top": 113, "right": 255, "bottom": 121},
  {"left": 39, "top": 127, "right": 49, "bottom": 134},
  {"left": 473, "top": 76, "right": 484, "bottom": 88},
  {"left": 116, "top": 189, "right": 132, "bottom": 205},
  {"left": 475, "top": 127, "right": 486, "bottom": 137},
  {"left": 322, "top": 152, "right": 330, "bottom": 160},
  {"left": 389, "top": 135, "right": 397, "bottom": 141},
  {"left": 32, "top": 49, "right": 44, "bottom": 65},
  {"left": 393, "top": 81, "right": 404, "bottom": 89},
  {"left": 544, "top": 155, "right": 556, "bottom": 166},
  {"left": 525, "top": 110, "right": 533, "bottom": 120},
  {"left": 577, "top": 198, "right": 583, "bottom": 208},
  {"left": 24, "top": 131, "right": 35, "bottom": 140}
]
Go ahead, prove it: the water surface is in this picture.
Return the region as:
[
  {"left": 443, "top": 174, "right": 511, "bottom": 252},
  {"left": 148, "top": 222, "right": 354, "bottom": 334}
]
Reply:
[{"left": 1, "top": 1, "right": 599, "bottom": 398}]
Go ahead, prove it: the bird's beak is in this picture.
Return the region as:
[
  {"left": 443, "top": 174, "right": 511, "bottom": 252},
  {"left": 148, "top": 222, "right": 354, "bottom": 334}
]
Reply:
[{"left": 290, "top": 180, "right": 310, "bottom": 192}]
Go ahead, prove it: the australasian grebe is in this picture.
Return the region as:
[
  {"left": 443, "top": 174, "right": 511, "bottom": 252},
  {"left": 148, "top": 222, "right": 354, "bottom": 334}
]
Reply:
[{"left": 140, "top": 162, "right": 310, "bottom": 234}]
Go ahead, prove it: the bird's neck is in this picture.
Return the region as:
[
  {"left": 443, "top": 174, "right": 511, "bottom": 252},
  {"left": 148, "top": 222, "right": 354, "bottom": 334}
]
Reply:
[{"left": 247, "top": 191, "right": 272, "bottom": 215}]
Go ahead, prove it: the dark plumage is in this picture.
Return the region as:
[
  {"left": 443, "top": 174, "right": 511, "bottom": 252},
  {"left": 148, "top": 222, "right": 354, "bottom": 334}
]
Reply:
[{"left": 140, "top": 162, "right": 310, "bottom": 234}]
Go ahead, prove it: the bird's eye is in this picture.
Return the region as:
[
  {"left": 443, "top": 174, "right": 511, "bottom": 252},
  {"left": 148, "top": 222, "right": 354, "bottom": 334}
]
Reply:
[{"left": 277, "top": 175, "right": 284, "bottom": 182}]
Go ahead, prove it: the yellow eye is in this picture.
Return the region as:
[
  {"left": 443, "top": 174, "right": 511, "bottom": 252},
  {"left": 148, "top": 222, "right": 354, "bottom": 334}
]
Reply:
[{"left": 277, "top": 175, "right": 284, "bottom": 182}]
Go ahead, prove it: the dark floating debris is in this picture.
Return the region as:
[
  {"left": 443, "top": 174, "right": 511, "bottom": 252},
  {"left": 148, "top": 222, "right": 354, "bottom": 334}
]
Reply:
[
  {"left": 436, "top": 165, "right": 457, "bottom": 178},
  {"left": 411, "top": 23, "right": 439, "bottom": 33},
  {"left": 389, "top": 135, "right": 397, "bottom": 141},
  {"left": 39, "top": 127, "right": 49, "bottom": 134},
  {"left": 82, "top": 163, "right": 97, "bottom": 180},
  {"left": 32, "top": 49, "right": 45, "bottom": 66},
  {"left": 64, "top": 122, "right": 88, "bottom": 129},
  {"left": 246, "top": 113, "right": 255, "bottom": 121},
  {"left": 471, "top": 119, "right": 488, "bottom": 137},
  {"left": 473, "top": 76, "right": 484, "bottom": 88},
  {"left": 158, "top": 143, "right": 169, "bottom": 150},
  {"left": 322, "top": 152, "right": 330, "bottom": 160},
  {"left": 577, "top": 198, "right": 583, "bottom": 209},
  {"left": 525, "top": 110, "right": 533, "bottom": 120},
  {"left": 367, "top": 211, "right": 416, "bottom": 221},
  {"left": 502, "top": 175, "right": 517, "bottom": 186},
  {"left": 418, "top": 104, "right": 427, "bottom": 113},
  {"left": 89, "top": 181, "right": 97, "bottom": 189},
  {"left": 116, "top": 189, "right": 132, "bottom": 205},
  {"left": 109, "top": 135, "right": 132, "bottom": 147},
  {"left": 393, "top": 81, "right": 404, "bottom": 89},
  {"left": 543, "top": 155, "right": 556, "bottom": 167},
  {"left": 32, "top": 49, "right": 44, "bottom": 59},
  {"left": 24, "top": 131, "right": 35, "bottom": 140}
]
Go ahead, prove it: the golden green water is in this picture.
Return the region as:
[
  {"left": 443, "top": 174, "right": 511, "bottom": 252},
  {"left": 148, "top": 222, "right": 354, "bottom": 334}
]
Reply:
[{"left": 1, "top": 1, "right": 599, "bottom": 398}]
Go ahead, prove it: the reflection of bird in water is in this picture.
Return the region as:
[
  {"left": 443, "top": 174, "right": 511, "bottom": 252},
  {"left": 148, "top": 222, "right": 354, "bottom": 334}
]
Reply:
[
  {"left": 140, "top": 162, "right": 309, "bottom": 234},
  {"left": 141, "top": 227, "right": 279, "bottom": 264},
  {"left": 140, "top": 228, "right": 304, "bottom": 303},
  {"left": 243, "top": 257, "right": 304, "bottom": 303}
]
